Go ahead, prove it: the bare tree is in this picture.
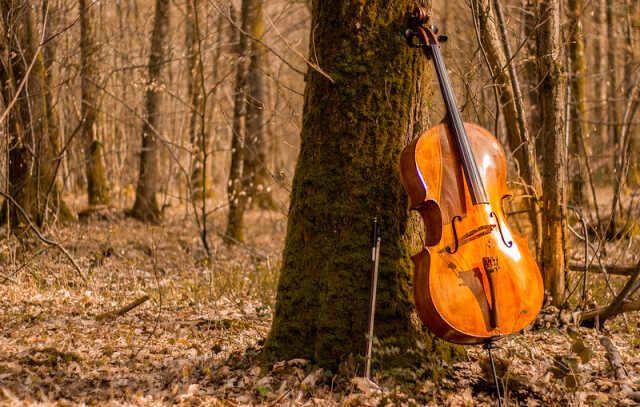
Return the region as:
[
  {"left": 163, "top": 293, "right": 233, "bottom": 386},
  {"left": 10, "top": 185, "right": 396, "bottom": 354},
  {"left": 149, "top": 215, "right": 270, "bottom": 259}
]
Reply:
[
  {"left": 131, "top": 0, "right": 170, "bottom": 223},
  {"left": 606, "top": 0, "right": 619, "bottom": 171},
  {"left": 244, "top": 0, "right": 275, "bottom": 210},
  {"left": 185, "top": 0, "right": 211, "bottom": 201},
  {"left": 537, "top": 0, "right": 567, "bottom": 306},
  {"left": 0, "top": 0, "right": 72, "bottom": 227},
  {"left": 39, "top": 0, "right": 71, "bottom": 227},
  {"left": 622, "top": 0, "right": 638, "bottom": 186},
  {"left": 80, "top": 0, "right": 110, "bottom": 206},
  {"left": 472, "top": 0, "right": 542, "bottom": 253},
  {"left": 567, "top": 0, "right": 587, "bottom": 205},
  {"left": 522, "top": 0, "right": 542, "bottom": 154},
  {"left": 592, "top": 0, "right": 606, "bottom": 151},
  {"left": 225, "top": 1, "right": 250, "bottom": 242}
]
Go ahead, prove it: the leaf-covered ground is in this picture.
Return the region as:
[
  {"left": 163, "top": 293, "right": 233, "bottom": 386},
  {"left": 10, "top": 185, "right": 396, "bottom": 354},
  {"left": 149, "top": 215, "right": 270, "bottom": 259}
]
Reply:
[{"left": 0, "top": 205, "right": 638, "bottom": 406}]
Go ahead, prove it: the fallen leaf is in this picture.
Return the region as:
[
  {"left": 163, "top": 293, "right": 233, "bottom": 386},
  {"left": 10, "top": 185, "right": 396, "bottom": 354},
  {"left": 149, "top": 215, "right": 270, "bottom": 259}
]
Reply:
[{"left": 301, "top": 368, "right": 324, "bottom": 391}]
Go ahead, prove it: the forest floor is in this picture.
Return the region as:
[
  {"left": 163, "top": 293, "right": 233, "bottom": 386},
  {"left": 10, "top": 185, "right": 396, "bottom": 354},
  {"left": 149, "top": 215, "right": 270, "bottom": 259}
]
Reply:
[{"left": 0, "top": 201, "right": 639, "bottom": 406}]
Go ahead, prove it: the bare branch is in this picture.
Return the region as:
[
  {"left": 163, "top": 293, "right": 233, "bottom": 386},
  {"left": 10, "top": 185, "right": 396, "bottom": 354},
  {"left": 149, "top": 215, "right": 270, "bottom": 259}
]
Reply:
[
  {"left": 600, "top": 336, "right": 628, "bottom": 379},
  {"left": 0, "top": 192, "right": 86, "bottom": 282},
  {"left": 569, "top": 261, "right": 640, "bottom": 277},
  {"left": 210, "top": 0, "right": 334, "bottom": 83},
  {"left": 95, "top": 295, "right": 150, "bottom": 321},
  {"left": 580, "top": 301, "right": 640, "bottom": 326}
]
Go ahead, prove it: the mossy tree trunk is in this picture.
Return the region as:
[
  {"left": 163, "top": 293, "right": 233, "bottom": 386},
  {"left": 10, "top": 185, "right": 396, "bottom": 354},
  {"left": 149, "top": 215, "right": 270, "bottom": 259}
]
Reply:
[
  {"left": 0, "top": 0, "right": 72, "bottom": 227},
  {"left": 567, "top": 0, "right": 587, "bottom": 205},
  {"left": 265, "top": 0, "right": 464, "bottom": 370},
  {"left": 225, "top": 1, "right": 250, "bottom": 243},
  {"left": 131, "top": 0, "right": 169, "bottom": 223},
  {"left": 537, "top": 0, "right": 567, "bottom": 307},
  {"left": 244, "top": 0, "right": 275, "bottom": 210},
  {"left": 80, "top": 0, "right": 110, "bottom": 206}
]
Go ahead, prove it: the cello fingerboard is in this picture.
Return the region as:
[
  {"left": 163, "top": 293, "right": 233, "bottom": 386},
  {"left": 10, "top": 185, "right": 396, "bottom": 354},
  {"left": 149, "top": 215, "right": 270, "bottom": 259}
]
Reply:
[{"left": 429, "top": 44, "right": 489, "bottom": 206}]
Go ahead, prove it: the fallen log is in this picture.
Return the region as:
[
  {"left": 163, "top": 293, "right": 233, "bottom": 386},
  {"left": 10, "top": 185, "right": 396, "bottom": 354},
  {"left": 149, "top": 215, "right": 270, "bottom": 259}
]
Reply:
[
  {"left": 580, "top": 300, "right": 640, "bottom": 327},
  {"left": 568, "top": 262, "right": 637, "bottom": 276},
  {"left": 598, "top": 262, "right": 640, "bottom": 322},
  {"left": 578, "top": 261, "right": 640, "bottom": 328}
]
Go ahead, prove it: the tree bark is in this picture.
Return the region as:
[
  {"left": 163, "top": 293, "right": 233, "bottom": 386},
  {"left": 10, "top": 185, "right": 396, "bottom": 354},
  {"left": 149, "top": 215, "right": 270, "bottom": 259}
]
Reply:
[
  {"left": 265, "top": 1, "right": 464, "bottom": 369},
  {"left": 185, "top": 0, "right": 210, "bottom": 200},
  {"left": 0, "top": 0, "right": 72, "bottom": 227},
  {"left": 567, "top": 0, "right": 587, "bottom": 205},
  {"left": 131, "top": 0, "right": 170, "bottom": 223},
  {"left": 537, "top": 0, "right": 567, "bottom": 306},
  {"left": 40, "top": 0, "right": 72, "bottom": 224},
  {"left": 606, "top": 1, "right": 618, "bottom": 174},
  {"left": 592, "top": 0, "right": 606, "bottom": 151},
  {"left": 623, "top": 0, "right": 639, "bottom": 187},
  {"left": 244, "top": 0, "right": 275, "bottom": 210},
  {"left": 523, "top": 0, "right": 542, "bottom": 154},
  {"left": 80, "top": 0, "right": 110, "bottom": 206},
  {"left": 225, "top": 1, "right": 250, "bottom": 243}
]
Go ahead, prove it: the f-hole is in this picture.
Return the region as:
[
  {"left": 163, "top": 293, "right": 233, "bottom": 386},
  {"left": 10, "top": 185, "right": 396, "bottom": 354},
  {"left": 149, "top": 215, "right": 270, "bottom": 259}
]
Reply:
[{"left": 445, "top": 215, "right": 462, "bottom": 254}]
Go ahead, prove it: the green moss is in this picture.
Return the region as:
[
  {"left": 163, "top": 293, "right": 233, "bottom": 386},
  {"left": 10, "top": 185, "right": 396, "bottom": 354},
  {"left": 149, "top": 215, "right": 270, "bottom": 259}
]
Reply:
[
  {"left": 371, "top": 333, "right": 466, "bottom": 385},
  {"left": 264, "top": 0, "right": 461, "bottom": 372}
]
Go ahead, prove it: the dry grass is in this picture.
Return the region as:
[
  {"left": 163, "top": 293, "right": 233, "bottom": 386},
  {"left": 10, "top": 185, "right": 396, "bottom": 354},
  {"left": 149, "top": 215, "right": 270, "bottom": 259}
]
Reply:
[{"left": 0, "top": 201, "right": 638, "bottom": 406}]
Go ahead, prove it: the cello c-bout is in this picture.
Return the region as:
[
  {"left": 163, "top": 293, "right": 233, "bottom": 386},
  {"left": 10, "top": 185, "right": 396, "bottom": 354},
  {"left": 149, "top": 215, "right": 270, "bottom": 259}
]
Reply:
[{"left": 399, "top": 9, "right": 543, "bottom": 344}]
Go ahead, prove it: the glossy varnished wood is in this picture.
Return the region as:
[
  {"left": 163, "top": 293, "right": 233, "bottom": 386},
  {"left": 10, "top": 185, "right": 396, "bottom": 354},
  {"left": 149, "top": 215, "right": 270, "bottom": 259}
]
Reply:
[{"left": 400, "top": 122, "right": 544, "bottom": 344}]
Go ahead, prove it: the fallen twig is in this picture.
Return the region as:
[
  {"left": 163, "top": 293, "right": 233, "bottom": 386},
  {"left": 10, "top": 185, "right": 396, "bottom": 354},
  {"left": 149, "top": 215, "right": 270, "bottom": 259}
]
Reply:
[
  {"left": 599, "top": 337, "right": 627, "bottom": 379},
  {"left": 0, "top": 192, "right": 86, "bottom": 282},
  {"left": 95, "top": 295, "right": 150, "bottom": 321}
]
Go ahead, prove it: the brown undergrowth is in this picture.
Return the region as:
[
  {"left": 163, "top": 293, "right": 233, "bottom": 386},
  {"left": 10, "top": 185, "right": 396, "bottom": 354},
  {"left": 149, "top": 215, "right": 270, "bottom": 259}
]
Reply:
[{"left": 0, "top": 202, "right": 638, "bottom": 406}]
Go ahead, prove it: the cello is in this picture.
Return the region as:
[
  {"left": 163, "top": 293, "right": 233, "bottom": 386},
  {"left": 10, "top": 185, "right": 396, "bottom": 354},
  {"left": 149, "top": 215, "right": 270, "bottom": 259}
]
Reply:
[{"left": 399, "top": 8, "right": 544, "bottom": 345}]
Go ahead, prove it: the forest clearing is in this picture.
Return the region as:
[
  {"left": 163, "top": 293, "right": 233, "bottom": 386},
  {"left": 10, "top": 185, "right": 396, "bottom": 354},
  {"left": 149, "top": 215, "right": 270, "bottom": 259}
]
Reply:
[{"left": 2, "top": 0, "right": 640, "bottom": 405}]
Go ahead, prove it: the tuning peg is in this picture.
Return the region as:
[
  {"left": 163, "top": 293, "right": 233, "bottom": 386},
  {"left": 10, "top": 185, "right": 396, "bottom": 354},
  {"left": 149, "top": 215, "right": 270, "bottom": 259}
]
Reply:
[
  {"left": 438, "top": 35, "right": 448, "bottom": 43},
  {"left": 404, "top": 28, "right": 425, "bottom": 48},
  {"left": 404, "top": 28, "right": 413, "bottom": 39}
]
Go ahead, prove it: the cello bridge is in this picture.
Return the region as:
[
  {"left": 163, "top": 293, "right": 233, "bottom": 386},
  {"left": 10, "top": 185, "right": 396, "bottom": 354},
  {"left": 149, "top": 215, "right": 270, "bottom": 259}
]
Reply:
[{"left": 483, "top": 256, "right": 499, "bottom": 273}]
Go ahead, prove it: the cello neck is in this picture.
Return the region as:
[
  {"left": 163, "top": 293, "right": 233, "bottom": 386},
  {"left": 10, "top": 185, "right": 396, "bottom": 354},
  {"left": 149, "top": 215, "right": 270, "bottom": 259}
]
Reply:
[{"left": 429, "top": 44, "right": 489, "bottom": 205}]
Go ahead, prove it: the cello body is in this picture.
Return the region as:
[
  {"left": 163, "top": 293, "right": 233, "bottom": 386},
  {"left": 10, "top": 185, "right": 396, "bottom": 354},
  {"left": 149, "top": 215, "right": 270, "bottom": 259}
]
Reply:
[
  {"left": 400, "top": 9, "right": 544, "bottom": 345},
  {"left": 400, "top": 122, "right": 544, "bottom": 344}
]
